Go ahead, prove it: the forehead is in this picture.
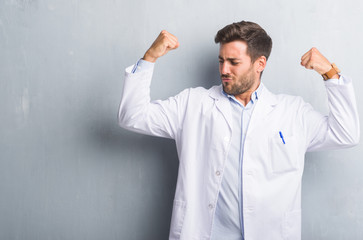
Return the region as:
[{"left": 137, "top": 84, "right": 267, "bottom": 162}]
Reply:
[{"left": 219, "top": 40, "right": 248, "bottom": 58}]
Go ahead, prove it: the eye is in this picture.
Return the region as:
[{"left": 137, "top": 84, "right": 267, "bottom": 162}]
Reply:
[{"left": 231, "top": 61, "right": 239, "bottom": 66}]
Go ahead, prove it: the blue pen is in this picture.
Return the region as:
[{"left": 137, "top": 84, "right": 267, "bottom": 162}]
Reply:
[{"left": 279, "top": 131, "right": 286, "bottom": 144}]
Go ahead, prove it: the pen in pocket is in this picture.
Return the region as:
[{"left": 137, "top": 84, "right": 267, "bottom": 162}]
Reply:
[{"left": 279, "top": 131, "right": 286, "bottom": 144}]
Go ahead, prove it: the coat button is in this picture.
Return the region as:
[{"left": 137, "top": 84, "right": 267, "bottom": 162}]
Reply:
[
  {"left": 208, "top": 204, "right": 214, "bottom": 209},
  {"left": 215, "top": 171, "right": 221, "bottom": 176}
]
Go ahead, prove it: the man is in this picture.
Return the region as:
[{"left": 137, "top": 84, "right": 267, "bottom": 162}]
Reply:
[{"left": 118, "top": 21, "right": 359, "bottom": 240}]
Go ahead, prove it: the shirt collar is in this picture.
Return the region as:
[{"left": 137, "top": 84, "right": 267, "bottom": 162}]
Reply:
[{"left": 222, "top": 82, "right": 263, "bottom": 105}]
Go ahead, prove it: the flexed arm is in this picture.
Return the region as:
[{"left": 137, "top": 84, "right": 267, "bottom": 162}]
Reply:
[
  {"left": 118, "top": 30, "right": 188, "bottom": 139},
  {"left": 299, "top": 48, "right": 360, "bottom": 151}
]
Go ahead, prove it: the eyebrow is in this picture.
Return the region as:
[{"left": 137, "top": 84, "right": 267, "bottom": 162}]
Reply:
[{"left": 218, "top": 56, "right": 240, "bottom": 61}]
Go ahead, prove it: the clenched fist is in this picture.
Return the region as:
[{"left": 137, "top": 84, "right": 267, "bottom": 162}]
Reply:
[
  {"left": 143, "top": 30, "right": 179, "bottom": 63},
  {"left": 300, "top": 47, "right": 339, "bottom": 79}
]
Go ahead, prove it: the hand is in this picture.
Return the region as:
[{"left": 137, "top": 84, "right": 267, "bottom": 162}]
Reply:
[
  {"left": 143, "top": 30, "right": 179, "bottom": 63},
  {"left": 300, "top": 47, "right": 334, "bottom": 76}
]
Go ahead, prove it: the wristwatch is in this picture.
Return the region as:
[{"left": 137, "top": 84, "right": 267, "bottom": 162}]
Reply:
[{"left": 322, "top": 63, "right": 341, "bottom": 80}]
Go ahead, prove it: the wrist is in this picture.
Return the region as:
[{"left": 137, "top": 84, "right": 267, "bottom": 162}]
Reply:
[
  {"left": 322, "top": 63, "right": 341, "bottom": 80},
  {"left": 142, "top": 51, "right": 157, "bottom": 63}
]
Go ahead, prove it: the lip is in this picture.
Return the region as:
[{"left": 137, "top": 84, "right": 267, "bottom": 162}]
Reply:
[{"left": 222, "top": 78, "right": 232, "bottom": 82}]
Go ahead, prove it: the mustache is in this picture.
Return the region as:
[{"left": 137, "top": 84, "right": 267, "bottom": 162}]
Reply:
[{"left": 221, "top": 74, "right": 232, "bottom": 79}]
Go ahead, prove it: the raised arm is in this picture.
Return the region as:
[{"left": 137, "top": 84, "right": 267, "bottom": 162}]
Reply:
[
  {"left": 118, "top": 31, "right": 188, "bottom": 139},
  {"left": 299, "top": 48, "right": 360, "bottom": 151}
]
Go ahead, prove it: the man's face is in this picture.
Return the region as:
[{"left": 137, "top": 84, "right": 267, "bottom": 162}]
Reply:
[{"left": 219, "top": 41, "right": 259, "bottom": 96}]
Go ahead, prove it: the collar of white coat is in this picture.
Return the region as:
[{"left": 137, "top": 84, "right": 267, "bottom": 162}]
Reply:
[{"left": 209, "top": 82, "right": 278, "bottom": 131}]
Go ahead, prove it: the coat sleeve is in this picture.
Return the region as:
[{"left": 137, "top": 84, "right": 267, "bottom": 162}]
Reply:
[
  {"left": 118, "top": 65, "right": 189, "bottom": 139},
  {"left": 303, "top": 75, "right": 360, "bottom": 152}
]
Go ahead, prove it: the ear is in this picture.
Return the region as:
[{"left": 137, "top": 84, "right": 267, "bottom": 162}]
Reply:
[{"left": 254, "top": 56, "right": 267, "bottom": 73}]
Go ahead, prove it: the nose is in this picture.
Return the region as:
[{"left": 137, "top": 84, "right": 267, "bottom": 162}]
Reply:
[{"left": 220, "top": 62, "right": 230, "bottom": 75}]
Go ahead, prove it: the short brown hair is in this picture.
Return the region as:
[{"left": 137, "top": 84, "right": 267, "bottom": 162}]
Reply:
[{"left": 215, "top": 21, "right": 272, "bottom": 62}]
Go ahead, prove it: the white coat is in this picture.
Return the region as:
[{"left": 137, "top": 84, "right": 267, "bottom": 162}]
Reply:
[{"left": 118, "top": 65, "right": 360, "bottom": 240}]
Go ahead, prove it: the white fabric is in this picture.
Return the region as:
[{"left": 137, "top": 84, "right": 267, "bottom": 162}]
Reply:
[{"left": 118, "top": 65, "right": 360, "bottom": 240}]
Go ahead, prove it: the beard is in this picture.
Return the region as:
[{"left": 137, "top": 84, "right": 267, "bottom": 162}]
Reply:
[{"left": 222, "top": 70, "right": 257, "bottom": 96}]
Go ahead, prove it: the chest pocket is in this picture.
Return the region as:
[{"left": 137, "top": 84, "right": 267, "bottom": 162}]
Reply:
[{"left": 269, "top": 134, "right": 299, "bottom": 174}]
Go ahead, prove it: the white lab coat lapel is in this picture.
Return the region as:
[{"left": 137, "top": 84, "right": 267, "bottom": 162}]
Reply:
[
  {"left": 208, "top": 84, "right": 278, "bottom": 134},
  {"left": 209, "top": 86, "right": 233, "bottom": 132},
  {"left": 247, "top": 84, "right": 278, "bottom": 134}
]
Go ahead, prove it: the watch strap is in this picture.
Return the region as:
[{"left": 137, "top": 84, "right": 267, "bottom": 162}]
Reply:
[{"left": 322, "top": 63, "right": 341, "bottom": 80}]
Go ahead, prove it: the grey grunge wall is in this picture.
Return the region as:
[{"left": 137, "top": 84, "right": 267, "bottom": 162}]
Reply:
[{"left": 1, "top": 0, "right": 363, "bottom": 239}]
